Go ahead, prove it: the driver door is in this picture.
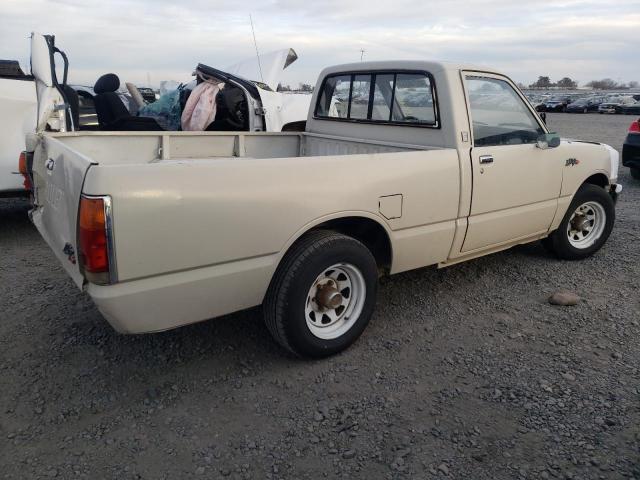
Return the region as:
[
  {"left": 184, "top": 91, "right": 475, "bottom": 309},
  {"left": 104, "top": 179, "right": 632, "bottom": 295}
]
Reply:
[{"left": 461, "top": 73, "right": 563, "bottom": 253}]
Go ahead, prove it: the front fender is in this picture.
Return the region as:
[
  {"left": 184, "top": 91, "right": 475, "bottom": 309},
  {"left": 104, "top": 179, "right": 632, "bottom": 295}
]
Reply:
[{"left": 560, "top": 141, "right": 615, "bottom": 197}]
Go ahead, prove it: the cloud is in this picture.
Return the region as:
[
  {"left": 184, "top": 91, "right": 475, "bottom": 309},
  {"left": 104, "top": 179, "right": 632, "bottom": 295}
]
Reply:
[{"left": 0, "top": 0, "right": 638, "bottom": 87}]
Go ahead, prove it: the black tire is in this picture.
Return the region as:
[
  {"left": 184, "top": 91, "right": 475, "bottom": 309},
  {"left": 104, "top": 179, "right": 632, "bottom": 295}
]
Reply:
[
  {"left": 542, "top": 184, "right": 614, "bottom": 260},
  {"left": 631, "top": 168, "right": 640, "bottom": 180},
  {"left": 263, "top": 230, "right": 378, "bottom": 358}
]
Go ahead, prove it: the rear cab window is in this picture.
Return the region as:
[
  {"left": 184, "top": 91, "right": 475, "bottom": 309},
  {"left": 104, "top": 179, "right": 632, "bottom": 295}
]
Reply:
[{"left": 315, "top": 71, "right": 438, "bottom": 127}]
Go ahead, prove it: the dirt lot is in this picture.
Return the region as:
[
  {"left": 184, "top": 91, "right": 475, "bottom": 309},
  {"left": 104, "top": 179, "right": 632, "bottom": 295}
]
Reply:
[{"left": 1, "top": 113, "right": 639, "bottom": 480}]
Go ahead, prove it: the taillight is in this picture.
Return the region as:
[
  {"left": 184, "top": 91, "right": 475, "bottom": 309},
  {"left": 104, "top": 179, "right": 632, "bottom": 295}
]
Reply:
[
  {"left": 78, "top": 195, "right": 115, "bottom": 285},
  {"left": 629, "top": 120, "right": 640, "bottom": 133},
  {"left": 18, "top": 151, "right": 32, "bottom": 191}
]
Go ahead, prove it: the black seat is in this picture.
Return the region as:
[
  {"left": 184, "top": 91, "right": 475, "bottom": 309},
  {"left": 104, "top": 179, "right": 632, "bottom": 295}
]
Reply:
[{"left": 93, "top": 73, "right": 163, "bottom": 131}]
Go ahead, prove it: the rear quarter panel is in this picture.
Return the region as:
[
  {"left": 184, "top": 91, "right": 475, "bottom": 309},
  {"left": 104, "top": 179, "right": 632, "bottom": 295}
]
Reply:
[{"left": 81, "top": 149, "right": 461, "bottom": 283}]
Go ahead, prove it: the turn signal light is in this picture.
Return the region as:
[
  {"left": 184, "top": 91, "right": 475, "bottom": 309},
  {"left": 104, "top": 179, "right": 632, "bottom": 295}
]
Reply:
[
  {"left": 18, "top": 151, "right": 32, "bottom": 191},
  {"left": 78, "top": 195, "right": 113, "bottom": 284},
  {"left": 629, "top": 120, "right": 640, "bottom": 133}
]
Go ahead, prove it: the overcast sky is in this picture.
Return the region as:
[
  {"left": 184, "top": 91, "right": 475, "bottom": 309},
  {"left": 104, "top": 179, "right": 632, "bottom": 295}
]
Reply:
[{"left": 1, "top": 0, "right": 639, "bottom": 88}]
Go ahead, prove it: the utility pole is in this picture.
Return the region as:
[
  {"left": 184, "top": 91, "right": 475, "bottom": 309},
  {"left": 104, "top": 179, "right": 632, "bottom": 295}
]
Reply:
[{"left": 360, "top": 49, "right": 365, "bottom": 61}]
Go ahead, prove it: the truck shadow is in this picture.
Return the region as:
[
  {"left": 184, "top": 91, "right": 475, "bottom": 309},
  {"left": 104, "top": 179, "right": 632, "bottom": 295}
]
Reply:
[
  {"left": 57, "top": 234, "right": 557, "bottom": 368},
  {"left": 28, "top": 232, "right": 586, "bottom": 423},
  {"left": 0, "top": 198, "right": 32, "bottom": 232},
  {"left": 60, "top": 236, "right": 554, "bottom": 378}
]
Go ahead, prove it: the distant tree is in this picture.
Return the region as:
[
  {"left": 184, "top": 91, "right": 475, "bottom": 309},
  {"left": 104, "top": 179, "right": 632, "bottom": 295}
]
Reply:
[
  {"left": 530, "top": 76, "right": 552, "bottom": 89},
  {"left": 516, "top": 82, "right": 527, "bottom": 90},
  {"left": 298, "top": 83, "right": 313, "bottom": 92},
  {"left": 556, "top": 77, "right": 577, "bottom": 89},
  {"left": 277, "top": 83, "right": 291, "bottom": 92},
  {"left": 629, "top": 81, "right": 639, "bottom": 89},
  {"left": 586, "top": 78, "right": 619, "bottom": 90}
]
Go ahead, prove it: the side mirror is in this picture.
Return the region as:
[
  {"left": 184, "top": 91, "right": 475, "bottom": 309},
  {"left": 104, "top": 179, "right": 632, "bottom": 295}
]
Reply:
[
  {"left": 540, "top": 112, "right": 547, "bottom": 124},
  {"left": 536, "top": 133, "right": 561, "bottom": 149}
]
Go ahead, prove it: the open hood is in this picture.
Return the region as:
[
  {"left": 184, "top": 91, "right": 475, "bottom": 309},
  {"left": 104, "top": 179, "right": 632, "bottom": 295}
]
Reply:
[{"left": 224, "top": 48, "right": 298, "bottom": 91}]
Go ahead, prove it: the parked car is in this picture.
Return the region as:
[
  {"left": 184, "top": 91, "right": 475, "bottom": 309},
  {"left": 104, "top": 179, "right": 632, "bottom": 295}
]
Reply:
[
  {"left": 0, "top": 59, "right": 26, "bottom": 77},
  {"left": 599, "top": 96, "right": 636, "bottom": 114},
  {"left": 613, "top": 97, "right": 638, "bottom": 114},
  {"left": 0, "top": 61, "right": 36, "bottom": 196},
  {"left": 620, "top": 101, "right": 640, "bottom": 116},
  {"left": 566, "top": 97, "right": 603, "bottom": 113},
  {"left": 26, "top": 35, "right": 623, "bottom": 357},
  {"left": 544, "top": 96, "right": 573, "bottom": 112},
  {"left": 136, "top": 87, "right": 157, "bottom": 104},
  {"left": 532, "top": 97, "right": 548, "bottom": 112},
  {"left": 622, "top": 118, "right": 640, "bottom": 180}
]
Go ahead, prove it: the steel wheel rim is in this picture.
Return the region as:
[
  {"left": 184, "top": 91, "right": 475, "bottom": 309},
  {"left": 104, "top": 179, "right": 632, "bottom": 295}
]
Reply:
[
  {"left": 567, "top": 201, "right": 606, "bottom": 249},
  {"left": 305, "top": 263, "right": 366, "bottom": 340}
]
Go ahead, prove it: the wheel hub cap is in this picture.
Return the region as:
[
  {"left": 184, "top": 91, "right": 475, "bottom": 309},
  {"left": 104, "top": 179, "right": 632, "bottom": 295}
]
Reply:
[
  {"left": 315, "top": 282, "right": 343, "bottom": 310},
  {"left": 571, "top": 214, "right": 589, "bottom": 232},
  {"left": 305, "top": 263, "right": 366, "bottom": 340},
  {"left": 567, "top": 201, "right": 606, "bottom": 249}
]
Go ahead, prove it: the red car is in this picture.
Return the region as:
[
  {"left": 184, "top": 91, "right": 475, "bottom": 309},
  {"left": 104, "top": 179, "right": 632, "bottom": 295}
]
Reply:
[{"left": 622, "top": 118, "right": 640, "bottom": 180}]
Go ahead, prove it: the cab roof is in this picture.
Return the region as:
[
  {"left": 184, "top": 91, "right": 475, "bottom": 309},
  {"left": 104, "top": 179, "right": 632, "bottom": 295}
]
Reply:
[{"left": 318, "top": 60, "right": 500, "bottom": 78}]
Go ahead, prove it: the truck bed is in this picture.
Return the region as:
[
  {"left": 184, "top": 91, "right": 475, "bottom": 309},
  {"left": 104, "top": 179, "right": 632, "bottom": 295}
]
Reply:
[{"left": 46, "top": 130, "right": 438, "bottom": 166}]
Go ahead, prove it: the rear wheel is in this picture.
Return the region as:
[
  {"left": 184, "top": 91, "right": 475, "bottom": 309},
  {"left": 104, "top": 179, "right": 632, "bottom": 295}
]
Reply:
[
  {"left": 631, "top": 167, "right": 640, "bottom": 180},
  {"left": 263, "top": 230, "right": 378, "bottom": 358},
  {"left": 542, "top": 184, "right": 614, "bottom": 260}
]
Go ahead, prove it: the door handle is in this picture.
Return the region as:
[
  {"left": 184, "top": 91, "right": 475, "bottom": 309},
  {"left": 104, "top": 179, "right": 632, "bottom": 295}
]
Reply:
[{"left": 479, "top": 155, "right": 494, "bottom": 164}]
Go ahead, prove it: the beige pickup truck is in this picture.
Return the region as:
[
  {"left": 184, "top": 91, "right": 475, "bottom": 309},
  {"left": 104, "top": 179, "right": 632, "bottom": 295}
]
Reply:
[{"left": 27, "top": 36, "right": 622, "bottom": 357}]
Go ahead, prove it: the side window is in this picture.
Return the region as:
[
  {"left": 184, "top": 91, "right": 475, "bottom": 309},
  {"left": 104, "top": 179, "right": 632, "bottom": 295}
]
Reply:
[
  {"left": 316, "top": 75, "right": 351, "bottom": 118},
  {"left": 466, "top": 76, "right": 544, "bottom": 147},
  {"left": 392, "top": 74, "right": 435, "bottom": 123},
  {"left": 315, "top": 72, "right": 438, "bottom": 126},
  {"left": 371, "top": 74, "right": 394, "bottom": 121},
  {"left": 349, "top": 75, "right": 372, "bottom": 120}
]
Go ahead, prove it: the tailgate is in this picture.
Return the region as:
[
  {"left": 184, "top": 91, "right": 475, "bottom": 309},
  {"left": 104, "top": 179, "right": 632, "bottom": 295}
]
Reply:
[{"left": 31, "top": 135, "right": 96, "bottom": 288}]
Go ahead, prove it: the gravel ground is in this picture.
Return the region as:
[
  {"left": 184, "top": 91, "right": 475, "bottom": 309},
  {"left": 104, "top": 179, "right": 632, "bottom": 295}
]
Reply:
[{"left": 1, "top": 113, "right": 638, "bottom": 479}]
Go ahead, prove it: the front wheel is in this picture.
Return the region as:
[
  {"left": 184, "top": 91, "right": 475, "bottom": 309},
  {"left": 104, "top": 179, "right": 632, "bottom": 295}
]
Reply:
[
  {"left": 631, "top": 167, "right": 640, "bottom": 180},
  {"left": 542, "top": 184, "right": 614, "bottom": 260},
  {"left": 263, "top": 230, "right": 378, "bottom": 358}
]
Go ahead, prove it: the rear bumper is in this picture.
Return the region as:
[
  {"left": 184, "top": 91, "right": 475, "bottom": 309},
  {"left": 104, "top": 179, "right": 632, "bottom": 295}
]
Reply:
[{"left": 87, "top": 254, "right": 277, "bottom": 334}]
